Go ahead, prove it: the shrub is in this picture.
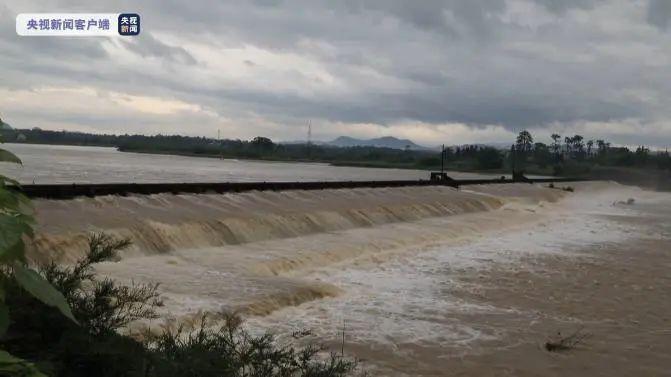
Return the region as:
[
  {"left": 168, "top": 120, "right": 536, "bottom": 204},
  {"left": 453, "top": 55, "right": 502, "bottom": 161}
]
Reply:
[
  {"left": 2, "top": 234, "right": 358, "bottom": 377},
  {"left": 145, "top": 314, "right": 356, "bottom": 377},
  {"left": 1, "top": 139, "right": 77, "bottom": 376},
  {"left": 40, "top": 233, "right": 162, "bottom": 336}
]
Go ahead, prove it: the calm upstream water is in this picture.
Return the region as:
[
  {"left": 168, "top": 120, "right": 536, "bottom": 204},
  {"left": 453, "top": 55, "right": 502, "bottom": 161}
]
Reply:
[{"left": 0, "top": 143, "right": 496, "bottom": 184}]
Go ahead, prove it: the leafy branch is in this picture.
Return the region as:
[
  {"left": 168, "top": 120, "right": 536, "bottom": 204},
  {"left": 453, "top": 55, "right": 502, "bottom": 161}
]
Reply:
[{"left": 0, "top": 137, "right": 76, "bottom": 375}]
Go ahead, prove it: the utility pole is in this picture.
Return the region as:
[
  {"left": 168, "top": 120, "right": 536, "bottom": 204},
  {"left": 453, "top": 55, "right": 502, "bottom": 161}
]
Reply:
[
  {"left": 441, "top": 144, "right": 445, "bottom": 174},
  {"left": 306, "top": 120, "right": 312, "bottom": 159},
  {"left": 218, "top": 129, "right": 223, "bottom": 160},
  {"left": 511, "top": 144, "right": 516, "bottom": 176}
]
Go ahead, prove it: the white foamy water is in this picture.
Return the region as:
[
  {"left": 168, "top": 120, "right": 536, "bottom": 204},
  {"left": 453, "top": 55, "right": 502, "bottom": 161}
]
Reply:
[
  {"left": 246, "top": 189, "right": 641, "bottom": 344},
  {"left": 241, "top": 182, "right": 670, "bottom": 373},
  {"left": 23, "top": 174, "right": 671, "bottom": 374}
]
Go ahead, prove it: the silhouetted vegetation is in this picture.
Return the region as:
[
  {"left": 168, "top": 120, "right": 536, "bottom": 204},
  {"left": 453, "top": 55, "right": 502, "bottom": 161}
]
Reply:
[
  {"left": 510, "top": 129, "right": 671, "bottom": 189},
  {"left": 1, "top": 128, "right": 504, "bottom": 172},
  {"left": 2, "top": 127, "right": 670, "bottom": 188},
  {"left": 1, "top": 233, "right": 358, "bottom": 377},
  {"left": 511, "top": 130, "right": 671, "bottom": 172},
  {"left": 1, "top": 135, "right": 81, "bottom": 375}
]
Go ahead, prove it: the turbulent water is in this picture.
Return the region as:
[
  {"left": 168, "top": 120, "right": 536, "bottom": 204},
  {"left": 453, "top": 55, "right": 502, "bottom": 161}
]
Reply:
[
  {"left": 9, "top": 145, "right": 671, "bottom": 375},
  {"left": 28, "top": 182, "right": 634, "bottom": 319}
]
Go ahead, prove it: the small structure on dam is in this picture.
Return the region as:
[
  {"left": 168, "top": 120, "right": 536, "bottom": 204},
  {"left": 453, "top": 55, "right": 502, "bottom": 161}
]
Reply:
[{"left": 429, "top": 172, "right": 458, "bottom": 186}]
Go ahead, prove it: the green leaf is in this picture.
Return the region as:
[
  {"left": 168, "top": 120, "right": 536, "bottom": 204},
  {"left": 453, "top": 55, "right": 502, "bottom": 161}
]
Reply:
[
  {"left": 0, "top": 303, "right": 8, "bottom": 336},
  {"left": 13, "top": 264, "right": 78, "bottom": 324},
  {"left": 0, "top": 174, "right": 21, "bottom": 188},
  {"left": 0, "top": 149, "right": 21, "bottom": 164},
  {"left": 0, "top": 350, "right": 47, "bottom": 377},
  {"left": 0, "top": 188, "right": 31, "bottom": 213},
  {"left": 0, "top": 188, "right": 19, "bottom": 208},
  {"left": 0, "top": 238, "right": 26, "bottom": 263},
  {"left": 0, "top": 214, "right": 27, "bottom": 257}
]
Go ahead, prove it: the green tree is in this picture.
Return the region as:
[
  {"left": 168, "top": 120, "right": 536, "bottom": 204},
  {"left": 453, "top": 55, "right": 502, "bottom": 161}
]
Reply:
[
  {"left": 512, "top": 130, "right": 534, "bottom": 171},
  {"left": 476, "top": 147, "right": 503, "bottom": 169},
  {"left": 564, "top": 136, "right": 573, "bottom": 156},
  {"left": 515, "top": 130, "right": 533, "bottom": 154},
  {"left": 551, "top": 133, "right": 561, "bottom": 157},
  {"left": 634, "top": 146, "right": 650, "bottom": 166},
  {"left": 250, "top": 136, "right": 274, "bottom": 149},
  {"left": 0, "top": 138, "right": 76, "bottom": 376},
  {"left": 572, "top": 135, "right": 585, "bottom": 159},
  {"left": 532, "top": 142, "right": 552, "bottom": 168}
]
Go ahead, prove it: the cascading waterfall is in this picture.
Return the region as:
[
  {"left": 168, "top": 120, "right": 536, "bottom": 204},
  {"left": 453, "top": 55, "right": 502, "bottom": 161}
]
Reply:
[
  {"left": 28, "top": 183, "right": 575, "bottom": 322},
  {"left": 28, "top": 185, "right": 531, "bottom": 262}
]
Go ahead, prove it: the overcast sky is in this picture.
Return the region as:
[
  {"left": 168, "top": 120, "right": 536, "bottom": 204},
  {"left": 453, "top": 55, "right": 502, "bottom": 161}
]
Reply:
[{"left": 1, "top": 0, "right": 670, "bottom": 147}]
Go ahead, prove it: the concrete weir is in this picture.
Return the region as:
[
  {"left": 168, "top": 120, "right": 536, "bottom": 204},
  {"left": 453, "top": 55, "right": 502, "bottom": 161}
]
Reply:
[{"left": 16, "top": 176, "right": 587, "bottom": 199}]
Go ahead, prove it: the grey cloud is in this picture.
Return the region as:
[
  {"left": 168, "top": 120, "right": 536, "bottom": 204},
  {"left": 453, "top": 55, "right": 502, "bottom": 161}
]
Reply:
[
  {"left": 533, "top": 0, "right": 601, "bottom": 14},
  {"left": 647, "top": 0, "right": 671, "bottom": 30},
  {"left": 0, "top": 0, "right": 670, "bottom": 147},
  {"left": 0, "top": 6, "right": 108, "bottom": 61},
  {"left": 118, "top": 33, "right": 198, "bottom": 65}
]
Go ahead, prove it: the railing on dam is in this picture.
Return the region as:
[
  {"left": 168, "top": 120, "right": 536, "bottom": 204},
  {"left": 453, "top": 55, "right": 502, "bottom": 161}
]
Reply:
[{"left": 14, "top": 176, "right": 589, "bottom": 199}]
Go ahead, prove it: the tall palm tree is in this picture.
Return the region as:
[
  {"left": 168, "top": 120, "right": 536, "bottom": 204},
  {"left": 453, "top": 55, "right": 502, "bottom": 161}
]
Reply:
[
  {"left": 586, "top": 139, "right": 594, "bottom": 157},
  {"left": 573, "top": 135, "right": 584, "bottom": 157},
  {"left": 551, "top": 133, "right": 561, "bottom": 156},
  {"left": 596, "top": 139, "right": 605, "bottom": 153},
  {"left": 516, "top": 130, "right": 533, "bottom": 153}
]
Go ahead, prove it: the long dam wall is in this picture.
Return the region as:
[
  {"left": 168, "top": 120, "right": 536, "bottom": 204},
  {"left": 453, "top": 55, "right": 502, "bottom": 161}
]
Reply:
[
  {"left": 27, "top": 180, "right": 586, "bottom": 265},
  {"left": 17, "top": 177, "right": 586, "bottom": 199}
]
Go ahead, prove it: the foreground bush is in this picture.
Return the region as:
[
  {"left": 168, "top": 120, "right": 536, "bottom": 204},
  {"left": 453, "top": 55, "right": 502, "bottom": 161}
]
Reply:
[
  {"left": 1, "top": 234, "right": 357, "bottom": 377},
  {"left": 1, "top": 139, "right": 80, "bottom": 376},
  {"left": 147, "top": 316, "right": 355, "bottom": 377}
]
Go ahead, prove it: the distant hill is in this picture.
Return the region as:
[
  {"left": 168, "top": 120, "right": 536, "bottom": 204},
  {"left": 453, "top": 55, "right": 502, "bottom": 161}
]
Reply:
[{"left": 328, "top": 136, "right": 426, "bottom": 150}]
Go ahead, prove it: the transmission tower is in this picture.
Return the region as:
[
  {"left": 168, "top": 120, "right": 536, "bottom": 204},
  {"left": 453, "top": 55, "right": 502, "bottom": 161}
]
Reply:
[{"left": 307, "top": 120, "right": 312, "bottom": 159}]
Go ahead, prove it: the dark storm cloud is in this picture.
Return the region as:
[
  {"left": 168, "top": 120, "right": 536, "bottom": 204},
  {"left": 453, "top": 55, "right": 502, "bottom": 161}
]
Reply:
[{"left": 1, "top": 0, "right": 670, "bottom": 146}]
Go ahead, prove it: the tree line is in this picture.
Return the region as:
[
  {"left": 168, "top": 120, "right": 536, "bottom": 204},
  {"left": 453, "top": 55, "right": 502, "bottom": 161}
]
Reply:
[
  {"left": 2, "top": 127, "right": 670, "bottom": 174},
  {"left": 512, "top": 129, "right": 671, "bottom": 174},
  {"left": 0, "top": 128, "right": 505, "bottom": 170}
]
